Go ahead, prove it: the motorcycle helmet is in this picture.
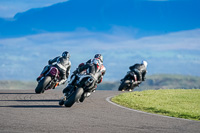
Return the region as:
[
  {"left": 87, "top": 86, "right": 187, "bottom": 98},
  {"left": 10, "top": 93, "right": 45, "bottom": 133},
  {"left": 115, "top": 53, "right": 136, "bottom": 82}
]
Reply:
[
  {"left": 141, "top": 60, "right": 148, "bottom": 68},
  {"left": 62, "top": 51, "right": 70, "bottom": 59},
  {"left": 94, "top": 54, "right": 103, "bottom": 63},
  {"left": 92, "top": 58, "right": 101, "bottom": 66}
]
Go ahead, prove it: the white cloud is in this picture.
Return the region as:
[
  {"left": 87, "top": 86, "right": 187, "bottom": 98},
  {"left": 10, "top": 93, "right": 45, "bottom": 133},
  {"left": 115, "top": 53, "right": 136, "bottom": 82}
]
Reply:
[
  {"left": 0, "top": 0, "right": 68, "bottom": 18},
  {"left": 1, "top": 28, "right": 200, "bottom": 51},
  {"left": 1, "top": 28, "right": 200, "bottom": 80}
]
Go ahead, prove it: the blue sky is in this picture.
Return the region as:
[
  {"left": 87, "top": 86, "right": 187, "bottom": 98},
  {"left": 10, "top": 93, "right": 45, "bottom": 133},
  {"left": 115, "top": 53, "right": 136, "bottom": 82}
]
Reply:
[
  {"left": 0, "top": 0, "right": 200, "bottom": 80},
  {"left": 0, "top": 0, "right": 199, "bottom": 20},
  {"left": 0, "top": 0, "right": 67, "bottom": 18},
  {"left": 0, "top": 0, "right": 199, "bottom": 37}
]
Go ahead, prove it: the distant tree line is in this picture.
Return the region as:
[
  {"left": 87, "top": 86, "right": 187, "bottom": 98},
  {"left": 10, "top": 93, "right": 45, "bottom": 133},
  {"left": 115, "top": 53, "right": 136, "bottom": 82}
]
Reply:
[
  {"left": 98, "top": 74, "right": 200, "bottom": 91},
  {"left": 0, "top": 74, "right": 200, "bottom": 91}
]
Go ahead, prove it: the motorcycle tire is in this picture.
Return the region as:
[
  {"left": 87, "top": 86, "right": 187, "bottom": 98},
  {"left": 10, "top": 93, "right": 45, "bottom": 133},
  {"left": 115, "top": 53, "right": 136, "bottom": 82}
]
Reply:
[
  {"left": 64, "top": 87, "right": 84, "bottom": 107},
  {"left": 79, "top": 94, "right": 85, "bottom": 103},
  {"left": 35, "top": 76, "right": 51, "bottom": 94},
  {"left": 118, "top": 82, "right": 124, "bottom": 91},
  {"left": 118, "top": 80, "right": 131, "bottom": 91}
]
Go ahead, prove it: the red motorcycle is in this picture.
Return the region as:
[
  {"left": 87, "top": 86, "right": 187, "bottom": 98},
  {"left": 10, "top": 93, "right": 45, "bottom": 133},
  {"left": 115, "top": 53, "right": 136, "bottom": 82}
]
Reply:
[{"left": 35, "top": 66, "right": 60, "bottom": 94}]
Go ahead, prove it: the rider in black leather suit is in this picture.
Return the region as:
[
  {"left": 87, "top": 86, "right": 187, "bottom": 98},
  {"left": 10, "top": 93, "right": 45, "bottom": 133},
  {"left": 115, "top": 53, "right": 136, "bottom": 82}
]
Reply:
[
  {"left": 37, "top": 51, "right": 71, "bottom": 86},
  {"left": 129, "top": 60, "right": 148, "bottom": 85},
  {"left": 62, "top": 54, "right": 106, "bottom": 93}
]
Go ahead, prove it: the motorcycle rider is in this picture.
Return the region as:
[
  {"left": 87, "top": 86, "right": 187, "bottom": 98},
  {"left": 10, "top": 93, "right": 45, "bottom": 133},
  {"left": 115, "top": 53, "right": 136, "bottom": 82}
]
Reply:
[
  {"left": 63, "top": 54, "right": 106, "bottom": 94},
  {"left": 37, "top": 51, "right": 71, "bottom": 86},
  {"left": 79, "top": 54, "right": 106, "bottom": 84},
  {"left": 128, "top": 60, "right": 148, "bottom": 85}
]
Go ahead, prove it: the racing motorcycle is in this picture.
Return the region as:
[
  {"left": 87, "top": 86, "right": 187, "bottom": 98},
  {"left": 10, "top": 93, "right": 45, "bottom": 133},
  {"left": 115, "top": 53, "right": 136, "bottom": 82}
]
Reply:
[
  {"left": 59, "top": 71, "right": 98, "bottom": 107},
  {"left": 118, "top": 71, "right": 140, "bottom": 92},
  {"left": 35, "top": 66, "right": 60, "bottom": 94}
]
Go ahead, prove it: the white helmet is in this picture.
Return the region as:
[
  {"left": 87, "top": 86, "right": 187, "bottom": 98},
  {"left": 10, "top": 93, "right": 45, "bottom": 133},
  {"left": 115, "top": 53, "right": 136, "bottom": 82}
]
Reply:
[{"left": 141, "top": 60, "right": 148, "bottom": 68}]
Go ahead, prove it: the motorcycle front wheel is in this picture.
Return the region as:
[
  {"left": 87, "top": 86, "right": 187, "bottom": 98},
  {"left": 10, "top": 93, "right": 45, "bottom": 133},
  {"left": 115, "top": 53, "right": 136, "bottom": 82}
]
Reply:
[
  {"left": 35, "top": 76, "right": 51, "bottom": 94},
  {"left": 64, "top": 87, "right": 84, "bottom": 107}
]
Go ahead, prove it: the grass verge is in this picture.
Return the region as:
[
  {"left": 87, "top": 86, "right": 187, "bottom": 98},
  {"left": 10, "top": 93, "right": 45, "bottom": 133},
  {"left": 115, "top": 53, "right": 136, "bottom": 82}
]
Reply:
[{"left": 111, "top": 89, "right": 200, "bottom": 121}]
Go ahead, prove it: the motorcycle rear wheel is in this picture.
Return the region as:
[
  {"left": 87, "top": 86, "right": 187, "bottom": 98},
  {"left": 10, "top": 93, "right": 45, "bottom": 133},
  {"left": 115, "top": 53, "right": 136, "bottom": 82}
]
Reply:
[
  {"left": 118, "top": 80, "right": 131, "bottom": 91},
  {"left": 79, "top": 94, "right": 85, "bottom": 102},
  {"left": 35, "top": 76, "right": 51, "bottom": 94},
  {"left": 64, "top": 87, "right": 84, "bottom": 107}
]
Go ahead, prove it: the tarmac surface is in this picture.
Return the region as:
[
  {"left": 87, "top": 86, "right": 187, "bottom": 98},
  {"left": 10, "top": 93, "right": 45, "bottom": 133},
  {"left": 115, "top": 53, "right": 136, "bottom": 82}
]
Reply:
[{"left": 0, "top": 89, "right": 200, "bottom": 133}]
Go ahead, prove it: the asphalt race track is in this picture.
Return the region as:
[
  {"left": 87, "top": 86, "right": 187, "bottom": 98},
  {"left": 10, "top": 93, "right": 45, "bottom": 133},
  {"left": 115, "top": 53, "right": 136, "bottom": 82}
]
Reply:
[{"left": 0, "top": 90, "right": 199, "bottom": 133}]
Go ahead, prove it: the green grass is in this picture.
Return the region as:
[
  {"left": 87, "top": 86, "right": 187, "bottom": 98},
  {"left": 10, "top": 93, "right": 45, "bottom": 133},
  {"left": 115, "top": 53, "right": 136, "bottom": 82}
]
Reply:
[{"left": 112, "top": 89, "right": 200, "bottom": 121}]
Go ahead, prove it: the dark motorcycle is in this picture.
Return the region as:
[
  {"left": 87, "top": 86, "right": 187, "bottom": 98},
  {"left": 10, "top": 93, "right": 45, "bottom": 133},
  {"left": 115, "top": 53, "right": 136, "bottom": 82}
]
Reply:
[
  {"left": 35, "top": 66, "right": 60, "bottom": 94},
  {"left": 59, "top": 72, "right": 97, "bottom": 107},
  {"left": 118, "top": 71, "right": 140, "bottom": 91}
]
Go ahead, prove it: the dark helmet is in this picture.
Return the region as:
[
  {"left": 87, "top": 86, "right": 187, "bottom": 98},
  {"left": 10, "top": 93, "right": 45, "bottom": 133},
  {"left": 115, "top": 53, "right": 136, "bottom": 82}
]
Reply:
[
  {"left": 62, "top": 51, "right": 70, "bottom": 59},
  {"left": 94, "top": 54, "right": 103, "bottom": 63}
]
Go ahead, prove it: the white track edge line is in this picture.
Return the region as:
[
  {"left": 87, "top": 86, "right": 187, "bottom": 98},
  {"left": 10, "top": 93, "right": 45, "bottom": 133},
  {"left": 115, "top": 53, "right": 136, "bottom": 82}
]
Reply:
[{"left": 106, "top": 96, "right": 196, "bottom": 122}]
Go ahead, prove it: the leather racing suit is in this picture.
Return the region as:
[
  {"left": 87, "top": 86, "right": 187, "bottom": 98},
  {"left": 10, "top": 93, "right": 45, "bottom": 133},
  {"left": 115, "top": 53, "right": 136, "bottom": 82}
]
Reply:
[
  {"left": 129, "top": 63, "right": 147, "bottom": 83},
  {"left": 38, "top": 56, "right": 71, "bottom": 85}
]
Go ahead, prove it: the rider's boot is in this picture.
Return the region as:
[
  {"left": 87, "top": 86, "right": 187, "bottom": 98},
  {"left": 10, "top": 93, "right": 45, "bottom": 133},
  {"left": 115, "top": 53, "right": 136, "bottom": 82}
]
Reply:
[{"left": 53, "top": 82, "right": 59, "bottom": 89}]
